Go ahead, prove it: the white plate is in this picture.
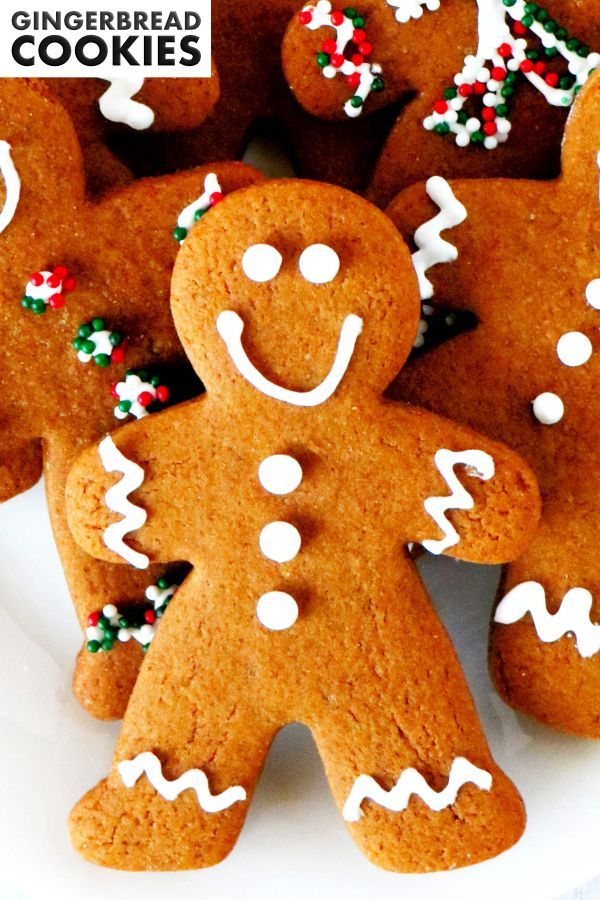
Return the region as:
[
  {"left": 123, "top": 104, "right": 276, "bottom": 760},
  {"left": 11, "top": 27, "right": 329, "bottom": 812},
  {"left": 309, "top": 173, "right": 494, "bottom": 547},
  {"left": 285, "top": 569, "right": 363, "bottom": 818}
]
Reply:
[{"left": 0, "top": 479, "right": 598, "bottom": 900}]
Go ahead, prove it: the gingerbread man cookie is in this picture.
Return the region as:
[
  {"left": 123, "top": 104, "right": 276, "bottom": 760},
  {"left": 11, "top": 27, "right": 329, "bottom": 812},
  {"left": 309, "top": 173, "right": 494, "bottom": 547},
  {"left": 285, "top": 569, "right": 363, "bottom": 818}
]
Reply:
[
  {"left": 282, "top": 0, "right": 600, "bottom": 206},
  {"left": 0, "top": 78, "right": 262, "bottom": 720},
  {"left": 66, "top": 179, "right": 540, "bottom": 872},
  {"left": 47, "top": 74, "right": 220, "bottom": 195},
  {"left": 387, "top": 72, "right": 600, "bottom": 737}
]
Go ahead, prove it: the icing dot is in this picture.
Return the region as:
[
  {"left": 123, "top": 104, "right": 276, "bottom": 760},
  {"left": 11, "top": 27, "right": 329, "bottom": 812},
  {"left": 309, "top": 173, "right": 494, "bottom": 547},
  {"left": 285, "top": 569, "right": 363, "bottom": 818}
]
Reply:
[
  {"left": 299, "top": 244, "right": 340, "bottom": 284},
  {"left": 259, "top": 521, "right": 301, "bottom": 563},
  {"left": 532, "top": 392, "right": 564, "bottom": 426},
  {"left": 258, "top": 455, "right": 302, "bottom": 495},
  {"left": 556, "top": 332, "right": 592, "bottom": 367},
  {"left": 242, "top": 244, "right": 282, "bottom": 283},
  {"left": 586, "top": 279, "right": 600, "bottom": 310},
  {"left": 256, "top": 591, "right": 299, "bottom": 631}
]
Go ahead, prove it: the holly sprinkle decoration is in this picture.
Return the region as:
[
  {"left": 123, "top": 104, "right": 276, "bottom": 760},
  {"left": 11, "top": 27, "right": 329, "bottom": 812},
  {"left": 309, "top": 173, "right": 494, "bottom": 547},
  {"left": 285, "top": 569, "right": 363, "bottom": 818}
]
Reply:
[
  {"left": 299, "top": 0, "right": 385, "bottom": 117},
  {"left": 21, "top": 265, "right": 76, "bottom": 314},
  {"left": 173, "top": 172, "right": 223, "bottom": 244},
  {"left": 386, "top": 0, "right": 440, "bottom": 24},
  {"left": 111, "top": 368, "right": 170, "bottom": 420},
  {"left": 73, "top": 318, "right": 126, "bottom": 366},
  {"left": 86, "top": 577, "right": 178, "bottom": 654},
  {"left": 424, "top": 0, "right": 599, "bottom": 149}
]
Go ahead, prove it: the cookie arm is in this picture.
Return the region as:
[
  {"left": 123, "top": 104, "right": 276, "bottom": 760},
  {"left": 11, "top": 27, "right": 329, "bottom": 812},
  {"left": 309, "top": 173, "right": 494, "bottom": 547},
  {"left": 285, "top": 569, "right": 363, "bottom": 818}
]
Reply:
[
  {"left": 66, "top": 402, "right": 204, "bottom": 568},
  {"left": 399, "top": 407, "right": 540, "bottom": 565}
]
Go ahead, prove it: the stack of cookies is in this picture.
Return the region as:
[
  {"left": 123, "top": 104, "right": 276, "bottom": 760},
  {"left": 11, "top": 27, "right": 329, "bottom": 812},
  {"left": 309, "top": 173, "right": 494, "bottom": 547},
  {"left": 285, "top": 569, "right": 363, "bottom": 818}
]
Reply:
[{"left": 0, "top": 0, "right": 598, "bottom": 877}]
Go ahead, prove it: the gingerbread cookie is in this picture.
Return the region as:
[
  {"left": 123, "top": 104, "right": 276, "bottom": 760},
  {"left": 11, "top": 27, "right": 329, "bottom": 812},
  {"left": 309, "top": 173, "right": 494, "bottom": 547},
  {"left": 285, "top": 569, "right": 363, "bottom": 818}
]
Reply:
[
  {"left": 47, "top": 74, "right": 219, "bottom": 195},
  {"left": 282, "top": 0, "right": 600, "bottom": 206},
  {"left": 0, "top": 78, "right": 262, "bottom": 720},
  {"left": 387, "top": 71, "right": 600, "bottom": 737},
  {"left": 66, "top": 179, "right": 540, "bottom": 872}
]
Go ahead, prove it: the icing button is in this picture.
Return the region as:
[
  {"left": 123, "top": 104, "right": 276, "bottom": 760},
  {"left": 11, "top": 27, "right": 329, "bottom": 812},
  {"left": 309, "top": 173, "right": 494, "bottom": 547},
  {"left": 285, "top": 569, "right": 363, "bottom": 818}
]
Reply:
[
  {"left": 259, "top": 521, "right": 301, "bottom": 563},
  {"left": 258, "top": 455, "right": 303, "bottom": 495},
  {"left": 256, "top": 591, "right": 299, "bottom": 631}
]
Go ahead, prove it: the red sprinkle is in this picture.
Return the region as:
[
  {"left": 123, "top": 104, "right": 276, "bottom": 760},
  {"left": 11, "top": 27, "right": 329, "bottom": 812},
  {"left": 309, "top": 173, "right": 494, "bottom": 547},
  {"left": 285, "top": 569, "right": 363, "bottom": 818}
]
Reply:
[
  {"left": 482, "top": 107, "right": 496, "bottom": 121},
  {"left": 209, "top": 191, "right": 223, "bottom": 207},
  {"left": 346, "top": 72, "right": 361, "bottom": 88},
  {"left": 156, "top": 385, "right": 170, "bottom": 403},
  {"left": 87, "top": 611, "right": 100, "bottom": 627},
  {"left": 545, "top": 72, "right": 559, "bottom": 87},
  {"left": 322, "top": 38, "right": 337, "bottom": 54},
  {"left": 534, "top": 61, "right": 546, "bottom": 75},
  {"left": 473, "top": 81, "right": 486, "bottom": 95},
  {"left": 433, "top": 99, "right": 448, "bottom": 114},
  {"left": 351, "top": 53, "right": 364, "bottom": 66},
  {"left": 358, "top": 41, "right": 372, "bottom": 56},
  {"left": 331, "top": 10, "right": 344, "bottom": 25},
  {"left": 483, "top": 122, "right": 497, "bottom": 135},
  {"left": 111, "top": 344, "right": 126, "bottom": 364},
  {"left": 29, "top": 272, "right": 44, "bottom": 287},
  {"left": 491, "top": 66, "right": 506, "bottom": 81},
  {"left": 352, "top": 28, "right": 366, "bottom": 43},
  {"left": 498, "top": 43, "right": 512, "bottom": 58},
  {"left": 520, "top": 59, "right": 534, "bottom": 73},
  {"left": 138, "top": 391, "right": 153, "bottom": 408},
  {"left": 48, "top": 293, "right": 64, "bottom": 309},
  {"left": 513, "top": 22, "right": 526, "bottom": 35},
  {"left": 53, "top": 265, "right": 68, "bottom": 280},
  {"left": 47, "top": 273, "right": 61, "bottom": 289},
  {"left": 330, "top": 52, "right": 344, "bottom": 68},
  {"left": 298, "top": 9, "right": 312, "bottom": 24},
  {"left": 458, "top": 83, "right": 473, "bottom": 97},
  {"left": 110, "top": 382, "right": 119, "bottom": 399},
  {"left": 63, "top": 277, "right": 76, "bottom": 292},
  {"left": 144, "top": 610, "right": 156, "bottom": 624}
]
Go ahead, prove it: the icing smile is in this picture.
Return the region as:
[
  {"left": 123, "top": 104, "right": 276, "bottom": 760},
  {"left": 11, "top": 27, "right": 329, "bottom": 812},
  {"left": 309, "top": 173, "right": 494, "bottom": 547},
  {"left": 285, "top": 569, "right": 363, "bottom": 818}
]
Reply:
[{"left": 216, "top": 310, "right": 363, "bottom": 407}]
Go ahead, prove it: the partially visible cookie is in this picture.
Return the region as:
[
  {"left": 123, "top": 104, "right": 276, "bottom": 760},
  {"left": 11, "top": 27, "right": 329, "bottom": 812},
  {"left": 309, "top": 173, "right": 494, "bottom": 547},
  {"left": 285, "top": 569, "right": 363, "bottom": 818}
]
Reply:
[{"left": 0, "top": 77, "right": 262, "bottom": 720}]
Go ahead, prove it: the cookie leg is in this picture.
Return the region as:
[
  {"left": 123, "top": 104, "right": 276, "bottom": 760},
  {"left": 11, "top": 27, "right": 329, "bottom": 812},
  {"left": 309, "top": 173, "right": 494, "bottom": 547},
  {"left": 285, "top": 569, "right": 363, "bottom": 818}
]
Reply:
[
  {"left": 492, "top": 523, "right": 600, "bottom": 737},
  {"left": 309, "top": 572, "right": 525, "bottom": 872},
  {"left": 69, "top": 574, "right": 278, "bottom": 870}
]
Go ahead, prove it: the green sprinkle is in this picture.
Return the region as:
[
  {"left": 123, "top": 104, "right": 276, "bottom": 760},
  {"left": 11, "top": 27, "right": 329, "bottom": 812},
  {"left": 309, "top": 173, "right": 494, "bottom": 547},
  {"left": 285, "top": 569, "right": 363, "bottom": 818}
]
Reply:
[
  {"left": 470, "top": 130, "right": 485, "bottom": 144},
  {"left": 173, "top": 226, "right": 187, "bottom": 242},
  {"left": 344, "top": 7, "right": 357, "bottom": 17},
  {"left": 21, "top": 296, "right": 32, "bottom": 309},
  {"left": 349, "top": 96, "right": 363, "bottom": 109},
  {"left": 118, "top": 400, "right": 132, "bottom": 413},
  {"left": 81, "top": 338, "right": 95, "bottom": 355},
  {"left": 457, "top": 110, "right": 469, "bottom": 125},
  {"left": 118, "top": 617, "right": 129, "bottom": 629},
  {"left": 101, "top": 638, "right": 114, "bottom": 652},
  {"left": 94, "top": 353, "right": 111, "bottom": 367},
  {"left": 352, "top": 15, "right": 365, "bottom": 28},
  {"left": 151, "top": 376, "right": 160, "bottom": 387},
  {"left": 32, "top": 298, "right": 46, "bottom": 314},
  {"left": 87, "top": 640, "right": 100, "bottom": 653},
  {"left": 91, "top": 318, "right": 105, "bottom": 332},
  {"left": 193, "top": 208, "right": 206, "bottom": 222},
  {"left": 78, "top": 323, "right": 92, "bottom": 338},
  {"left": 434, "top": 122, "right": 450, "bottom": 135},
  {"left": 371, "top": 76, "right": 385, "bottom": 92},
  {"left": 521, "top": 15, "right": 534, "bottom": 26},
  {"left": 109, "top": 331, "right": 123, "bottom": 347},
  {"left": 316, "top": 52, "right": 329, "bottom": 68}
]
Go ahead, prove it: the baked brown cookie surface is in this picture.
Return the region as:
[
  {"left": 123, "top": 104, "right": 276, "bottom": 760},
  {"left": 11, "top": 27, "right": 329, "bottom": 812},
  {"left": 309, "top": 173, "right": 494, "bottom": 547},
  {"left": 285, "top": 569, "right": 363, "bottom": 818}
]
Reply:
[
  {"left": 387, "top": 72, "right": 600, "bottom": 736},
  {"left": 282, "top": 0, "right": 600, "bottom": 206},
  {"left": 67, "top": 179, "right": 539, "bottom": 872},
  {"left": 0, "top": 78, "right": 262, "bottom": 720}
]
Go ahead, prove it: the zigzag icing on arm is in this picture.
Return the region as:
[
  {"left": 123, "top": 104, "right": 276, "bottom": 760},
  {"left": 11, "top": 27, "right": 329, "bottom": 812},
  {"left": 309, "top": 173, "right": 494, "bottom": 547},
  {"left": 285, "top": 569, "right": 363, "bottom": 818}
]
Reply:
[
  {"left": 118, "top": 752, "right": 247, "bottom": 812},
  {"left": 386, "top": 0, "right": 440, "bottom": 24},
  {"left": 412, "top": 176, "right": 467, "bottom": 301},
  {"left": 98, "top": 435, "right": 149, "bottom": 569},
  {"left": 422, "top": 448, "right": 495, "bottom": 555},
  {"left": 495, "top": 581, "right": 600, "bottom": 659},
  {"left": 98, "top": 77, "right": 154, "bottom": 130},
  {"left": 0, "top": 142, "right": 20, "bottom": 235},
  {"left": 343, "top": 757, "right": 492, "bottom": 822}
]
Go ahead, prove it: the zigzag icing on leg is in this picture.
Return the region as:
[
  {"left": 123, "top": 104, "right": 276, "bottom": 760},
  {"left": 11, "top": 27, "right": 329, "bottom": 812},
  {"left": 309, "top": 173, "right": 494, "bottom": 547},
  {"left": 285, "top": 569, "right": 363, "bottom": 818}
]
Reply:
[
  {"left": 422, "top": 448, "right": 494, "bottom": 555},
  {"left": 118, "top": 751, "right": 247, "bottom": 812},
  {"left": 411, "top": 177, "right": 468, "bottom": 301},
  {"left": 98, "top": 435, "right": 149, "bottom": 569},
  {"left": 98, "top": 77, "right": 154, "bottom": 130},
  {"left": 495, "top": 581, "right": 600, "bottom": 658},
  {"left": 343, "top": 756, "right": 492, "bottom": 822}
]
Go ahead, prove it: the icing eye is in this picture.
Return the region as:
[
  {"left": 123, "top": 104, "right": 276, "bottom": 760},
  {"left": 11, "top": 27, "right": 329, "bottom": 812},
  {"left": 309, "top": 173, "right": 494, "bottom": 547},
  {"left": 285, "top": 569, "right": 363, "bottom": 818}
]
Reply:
[
  {"left": 299, "top": 244, "right": 340, "bottom": 284},
  {"left": 242, "top": 244, "right": 282, "bottom": 282}
]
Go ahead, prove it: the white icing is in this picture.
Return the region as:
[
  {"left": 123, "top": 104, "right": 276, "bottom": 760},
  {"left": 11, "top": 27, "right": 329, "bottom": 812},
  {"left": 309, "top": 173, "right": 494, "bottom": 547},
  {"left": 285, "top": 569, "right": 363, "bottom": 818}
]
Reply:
[
  {"left": 586, "top": 279, "right": 600, "bottom": 310},
  {"left": 301, "top": 1, "right": 383, "bottom": 118},
  {"left": 532, "top": 392, "right": 564, "bottom": 426},
  {"left": 113, "top": 373, "right": 159, "bottom": 421},
  {"left": 422, "top": 448, "right": 495, "bottom": 555},
  {"left": 423, "top": 0, "right": 600, "bottom": 150},
  {"left": 259, "top": 521, "right": 302, "bottom": 563},
  {"left": 412, "top": 177, "right": 467, "bottom": 301},
  {"left": 98, "top": 435, "right": 149, "bottom": 569},
  {"left": 343, "top": 757, "right": 492, "bottom": 822},
  {"left": 176, "top": 172, "right": 222, "bottom": 243},
  {"left": 77, "top": 329, "right": 114, "bottom": 363},
  {"left": 256, "top": 591, "right": 299, "bottom": 630},
  {"left": 98, "top": 77, "right": 154, "bottom": 130},
  {"left": 242, "top": 244, "right": 283, "bottom": 282},
  {"left": 217, "top": 310, "right": 363, "bottom": 407},
  {"left": 118, "top": 751, "right": 246, "bottom": 811},
  {"left": 386, "top": 0, "right": 440, "bottom": 23},
  {"left": 258, "top": 455, "right": 303, "bottom": 495},
  {"left": 495, "top": 581, "right": 600, "bottom": 658},
  {"left": 146, "top": 582, "right": 176, "bottom": 610},
  {"left": 0, "top": 142, "right": 20, "bottom": 235},
  {"left": 556, "top": 331, "right": 592, "bottom": 367},
  {"left": 298, "top": 244, "right": 340, "bottom": 284}
]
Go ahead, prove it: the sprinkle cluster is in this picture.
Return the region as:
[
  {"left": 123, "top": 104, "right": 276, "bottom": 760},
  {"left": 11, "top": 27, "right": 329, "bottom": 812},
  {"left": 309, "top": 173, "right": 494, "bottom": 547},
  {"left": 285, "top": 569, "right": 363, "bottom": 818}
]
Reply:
[
  {"left": 111, "top": 369, "right": 170, "bottom": 421},
  {"left": 299, "top": 0, "right": 385, "bottom": 117},
  {"left": 173, "top": 172, "right": 223, "bottom": 244},
  {"left": 86, "top": 577, "right": 177, "bottom": 654},
  {"left": 73, "top": 318, "right": 126, "bottom": 366},
  {"left": 21, "top": 266, "right": 76, "bottom": 314},
  {"left": 425, "top": 0, "right": 599, "bottom": 149}
]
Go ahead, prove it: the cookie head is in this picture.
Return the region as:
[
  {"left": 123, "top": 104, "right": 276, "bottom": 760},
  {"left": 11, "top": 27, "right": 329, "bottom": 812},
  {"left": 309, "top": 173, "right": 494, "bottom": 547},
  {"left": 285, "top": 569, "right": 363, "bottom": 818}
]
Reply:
[{"left": 172, "top": 179, "right": 420, "bottom": 402}]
